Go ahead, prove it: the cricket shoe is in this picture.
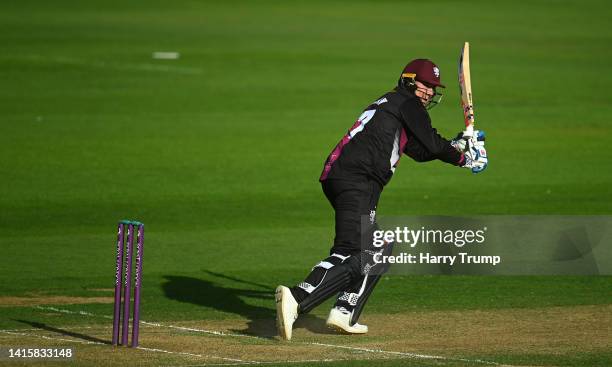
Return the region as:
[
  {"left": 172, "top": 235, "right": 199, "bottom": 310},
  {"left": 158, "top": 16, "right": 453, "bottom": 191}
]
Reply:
[
  {"left": 275, "top": 285, "right": 298, "bottom": 340},
  {"left": 326, "top": 306, "right": 368, "bottom": 334}
]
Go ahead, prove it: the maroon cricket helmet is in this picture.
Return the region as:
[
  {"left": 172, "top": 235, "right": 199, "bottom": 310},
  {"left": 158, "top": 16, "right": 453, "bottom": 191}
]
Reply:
[{"left": 401, "top": 59, "right": 445, "bottom": 88}]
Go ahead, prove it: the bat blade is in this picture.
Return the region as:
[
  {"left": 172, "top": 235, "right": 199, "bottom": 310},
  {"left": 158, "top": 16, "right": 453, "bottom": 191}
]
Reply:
[{"left": 458, "top": 42, "right": 475, "bottom": 131}]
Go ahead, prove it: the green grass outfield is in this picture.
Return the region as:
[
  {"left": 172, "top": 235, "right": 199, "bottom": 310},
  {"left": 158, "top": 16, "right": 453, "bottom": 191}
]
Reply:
[{"left": 1, "top": 0, "right": 611, "bottom": 366}]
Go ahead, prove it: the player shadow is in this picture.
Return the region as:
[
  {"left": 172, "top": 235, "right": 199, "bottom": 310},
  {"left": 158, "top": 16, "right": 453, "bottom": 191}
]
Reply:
[
  {"left": 162, "top": 273, "right": 334, "bottom": 338},
  {"left": 14, "top": 319, "right": 111, "bottom": 345}
]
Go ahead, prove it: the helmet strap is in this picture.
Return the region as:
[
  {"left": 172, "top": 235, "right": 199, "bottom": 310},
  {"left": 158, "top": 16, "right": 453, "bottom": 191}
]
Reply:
[{"left": 400, "top": 73, "right": 417, "bottom": 92}]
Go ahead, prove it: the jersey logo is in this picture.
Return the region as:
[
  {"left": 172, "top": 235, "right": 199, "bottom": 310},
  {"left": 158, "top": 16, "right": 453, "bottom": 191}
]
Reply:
[
  {"left": 349, "top": 109, "right": 376, "bottom": 139},
  {"left": 373, "top": 97, "right": 388, "bottom": 105}
]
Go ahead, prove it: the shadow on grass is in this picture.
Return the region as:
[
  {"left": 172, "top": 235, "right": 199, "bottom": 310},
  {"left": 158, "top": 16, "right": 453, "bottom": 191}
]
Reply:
[
  {"left": 15, "top": 319, "right": 111, "bottom": 345},
  {"left": 162, "top": 273, "right": 334, "bottom": 338}
]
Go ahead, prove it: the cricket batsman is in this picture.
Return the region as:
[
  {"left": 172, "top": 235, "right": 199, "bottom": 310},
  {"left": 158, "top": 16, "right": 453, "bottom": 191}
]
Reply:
[{"left": 275, "top": 59, "right": 488, "bottom": 340}]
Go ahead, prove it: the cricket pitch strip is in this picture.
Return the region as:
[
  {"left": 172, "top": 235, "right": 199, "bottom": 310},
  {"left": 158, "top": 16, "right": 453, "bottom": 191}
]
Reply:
[{"left": 1, "top": 304, "right": 610, "bottom": 366}]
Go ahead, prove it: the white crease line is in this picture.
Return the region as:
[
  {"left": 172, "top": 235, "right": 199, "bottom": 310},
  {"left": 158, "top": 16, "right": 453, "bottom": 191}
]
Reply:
[
  {"left": 137, "top": 346, "right": 244, "bottom": 362},
  {"left": 35, "top": 306, "right": 112, "bottom": 319},
  {"left": 34, "top": 306, "right": 504, "bottom": 366},
  {"left": 0, "top": 330, "right": 104, "bottom": 346},
  {"left": 141, "top": 321, "right": 260, "bottom": 339},
  {"left": 0, "top": 325, "right": 111, "bottom": 333},
  {"left": 310, "top": 342, "right": 498, "bottom": 365},
  {"left": 0, "top": 330, "right": 244, "bottom": 362},
  {"left": 35, "top": 306, "right": 257, "bottom": 339}
]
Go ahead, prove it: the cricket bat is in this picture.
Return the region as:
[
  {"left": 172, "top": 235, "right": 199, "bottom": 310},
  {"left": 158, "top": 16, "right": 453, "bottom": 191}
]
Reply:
[{"left": 458, "top": 42, "right": 475, "bottom": 136}]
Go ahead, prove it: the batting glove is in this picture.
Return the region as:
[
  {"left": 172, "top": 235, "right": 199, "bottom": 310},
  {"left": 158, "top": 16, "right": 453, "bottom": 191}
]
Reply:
[
  {"left": 451, "top": 131, "right": 468, "bottom": 152},
  {"left": 451, "top": 128, "right": 483, "bottom": 152},
  {"left": 461, "top": 130, "right": 487, "bottom": 173}
]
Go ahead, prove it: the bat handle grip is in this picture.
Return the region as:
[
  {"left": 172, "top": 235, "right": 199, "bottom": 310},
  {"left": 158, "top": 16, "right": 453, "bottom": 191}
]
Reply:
[{"left": 464, "top": 124, "right": 474, "bottom": 137}]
